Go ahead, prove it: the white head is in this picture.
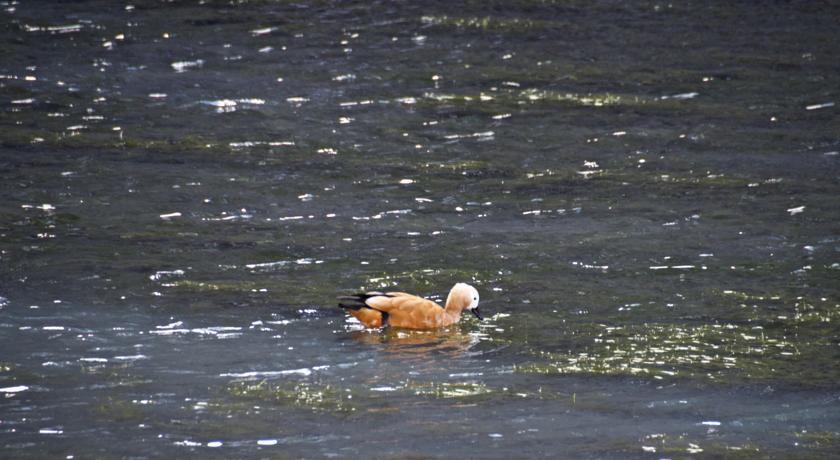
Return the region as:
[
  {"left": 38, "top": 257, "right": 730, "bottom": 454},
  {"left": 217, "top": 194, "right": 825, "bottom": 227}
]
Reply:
[{"left": 451, "top": 283, "right": 482, "bottom": 320}]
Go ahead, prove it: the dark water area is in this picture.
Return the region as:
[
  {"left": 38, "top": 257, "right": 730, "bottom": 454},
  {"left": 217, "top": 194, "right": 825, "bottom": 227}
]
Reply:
[{"left": 1, "top": 1, "right": 839, "bottom": 457}]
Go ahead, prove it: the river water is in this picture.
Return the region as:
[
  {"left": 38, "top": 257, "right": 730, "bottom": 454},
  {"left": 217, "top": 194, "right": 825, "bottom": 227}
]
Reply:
[{"left": 1, "top": 1, "right": 839, "bottom": 458}]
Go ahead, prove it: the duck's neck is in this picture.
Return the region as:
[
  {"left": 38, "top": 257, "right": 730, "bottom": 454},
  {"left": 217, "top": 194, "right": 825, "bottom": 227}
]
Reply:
[
  {"left": 444, "top": 295, "right": 465, "bottom": 321},
  {"left": 442, "top": 308, "right": 462, "bottom": 326}
]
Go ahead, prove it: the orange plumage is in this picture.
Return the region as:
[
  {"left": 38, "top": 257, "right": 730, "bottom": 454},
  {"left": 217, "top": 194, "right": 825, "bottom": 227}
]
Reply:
[{"left": 338, "top": 283, "right": 482, "bottom": 329}]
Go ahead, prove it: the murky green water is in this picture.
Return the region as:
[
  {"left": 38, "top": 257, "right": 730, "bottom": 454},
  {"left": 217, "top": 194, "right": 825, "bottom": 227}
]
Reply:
[{"left": 2, "top": 1, "right": 839, "bottom": 457}]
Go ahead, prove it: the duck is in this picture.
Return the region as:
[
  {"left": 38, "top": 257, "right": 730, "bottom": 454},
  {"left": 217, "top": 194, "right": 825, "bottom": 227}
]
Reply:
[{"left": 338, "top": 283, "right": 482, "bottom": 329}]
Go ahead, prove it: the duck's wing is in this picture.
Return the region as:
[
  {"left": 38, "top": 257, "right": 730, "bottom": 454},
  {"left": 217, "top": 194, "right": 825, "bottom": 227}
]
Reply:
[
  {"left": 338, "top": 291, "right": 417, "bottom": 310},
  {"left": 338, "top": 292, "right": 381, "bottom": 310},
  {"left": 338, "top": 291, "right": 444, "bottom": 328},
  {"left": 365, "top": 292, "right": 441, "bottom": 313},
  {"left": 337, "top": 292, "right": 394, "bottom": 328}
]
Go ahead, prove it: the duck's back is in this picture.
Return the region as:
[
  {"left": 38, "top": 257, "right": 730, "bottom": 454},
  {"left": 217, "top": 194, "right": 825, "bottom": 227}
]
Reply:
[
  {"left": 339, "top": 291, "right": 448, "bottom": 329},
  {"left": 367, "top": 293, "right": 447, "bottom": 328}
]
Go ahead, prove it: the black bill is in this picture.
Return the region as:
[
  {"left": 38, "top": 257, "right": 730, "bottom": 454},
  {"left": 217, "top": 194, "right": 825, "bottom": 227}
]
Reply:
[{"left": 471, "top": 307, "right": 484, "bottom": 321}]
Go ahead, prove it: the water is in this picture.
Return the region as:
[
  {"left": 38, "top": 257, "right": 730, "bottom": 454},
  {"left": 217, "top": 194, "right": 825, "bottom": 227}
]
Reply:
[{"left": 2, "top": 1, "right": 839, "bottom": 457}]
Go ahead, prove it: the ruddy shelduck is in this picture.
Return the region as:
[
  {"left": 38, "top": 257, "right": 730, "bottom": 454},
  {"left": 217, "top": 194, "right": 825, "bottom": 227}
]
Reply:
[{"left": 338, "top": 283, "right": 482, "bottom": 329}]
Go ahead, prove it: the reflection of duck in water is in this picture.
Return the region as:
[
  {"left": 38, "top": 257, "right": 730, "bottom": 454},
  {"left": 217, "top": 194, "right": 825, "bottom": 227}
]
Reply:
[
  {"left": 338, "top": 283, "right": 482, "bottom": 329},
  {"left": 349, "top": 328, "right": 478, "bottom": 355}
]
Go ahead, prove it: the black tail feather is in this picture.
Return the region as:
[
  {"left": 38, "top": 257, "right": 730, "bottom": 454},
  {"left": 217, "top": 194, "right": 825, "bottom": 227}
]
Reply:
[
  {"left": 338, "top": 297, "right": 365, "bottom": 310},
  {"left": 337, "top": 291, "right": 393, "bottom": 310}
]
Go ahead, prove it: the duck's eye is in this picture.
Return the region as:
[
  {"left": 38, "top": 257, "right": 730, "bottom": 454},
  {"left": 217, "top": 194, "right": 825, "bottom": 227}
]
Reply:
[{"left": 473, "top": 296, "right": 477, "bottom": 300}]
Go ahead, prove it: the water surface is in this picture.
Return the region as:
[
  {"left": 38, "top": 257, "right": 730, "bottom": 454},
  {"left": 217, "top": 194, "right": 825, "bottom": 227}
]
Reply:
[{"left": 1, "top": 1, "right": 839, "bottom": 457}]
